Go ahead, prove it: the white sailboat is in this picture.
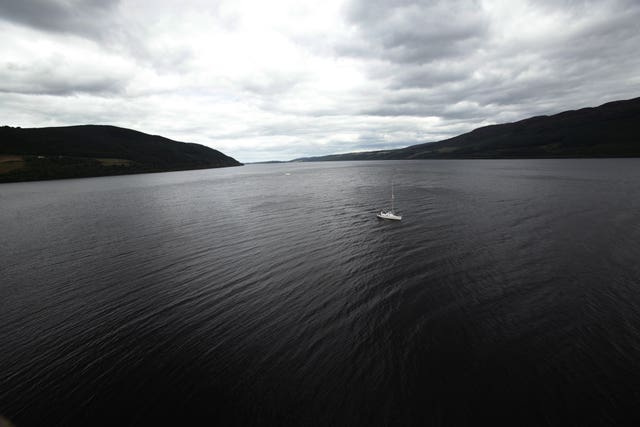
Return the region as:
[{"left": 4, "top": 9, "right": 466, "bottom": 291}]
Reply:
[{"left": 377, "top": 182, "right": 402, "bottom": 221}]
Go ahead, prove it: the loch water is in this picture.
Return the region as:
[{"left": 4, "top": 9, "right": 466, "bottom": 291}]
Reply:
[{"left": 1, "top": 159, "right": 640, "bottom": 426}]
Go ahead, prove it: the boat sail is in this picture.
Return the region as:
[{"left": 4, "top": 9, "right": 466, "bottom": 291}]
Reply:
[{"left": 377, "top": 182, "right": 402, "bottom": 221}]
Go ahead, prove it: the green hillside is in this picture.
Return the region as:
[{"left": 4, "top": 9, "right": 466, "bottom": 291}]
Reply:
[
  {"left": 0, "top": 125, "right": 242, "bottom": 182},
  {"left": 294, "top": 97, "right": 640, "bottom": 161}
]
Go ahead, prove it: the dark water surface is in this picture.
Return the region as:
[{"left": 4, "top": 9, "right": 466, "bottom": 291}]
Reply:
[{"left": 2, "top": 160, "right": 640, "bottom": 426}]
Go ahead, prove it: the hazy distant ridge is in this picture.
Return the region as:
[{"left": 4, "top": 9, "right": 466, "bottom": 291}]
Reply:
[{"left": 293, "top": 97, "right": 640, "bottom": 161}]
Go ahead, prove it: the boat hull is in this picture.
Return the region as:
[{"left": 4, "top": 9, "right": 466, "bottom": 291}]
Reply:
[{"left": 377, "top": 212, "right": 402, "bottom": 221}]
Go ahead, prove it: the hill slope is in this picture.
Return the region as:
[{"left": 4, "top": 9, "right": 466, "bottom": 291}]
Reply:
[
  {"left": 0, "top": 125, "right": 242, "bottom": 182},
  {"left": 294, "top": 97, "right": 640, "bottom": 161}
]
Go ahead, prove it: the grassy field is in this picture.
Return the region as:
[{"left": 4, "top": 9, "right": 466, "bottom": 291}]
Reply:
[
  {"left": 0, "top": 155, "right": 142, "bottom": 182},
  {"left": 96, "top": 158, "right": 133, "bottom": 166},
  {"left": 0, "top": 155, "right": 25, "bottom": 174},
  {"left": 0, "top": 155, "right": 23, "bottom": 162}
]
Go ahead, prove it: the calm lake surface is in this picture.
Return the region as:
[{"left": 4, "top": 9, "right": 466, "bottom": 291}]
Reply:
[{"left": 1, "top": 159, "right": 640, "bottom": 426}]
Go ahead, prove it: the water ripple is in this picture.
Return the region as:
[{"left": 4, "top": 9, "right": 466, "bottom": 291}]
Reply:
[{"left": 1, "top": 159, "right": 640, "bottom": 426}]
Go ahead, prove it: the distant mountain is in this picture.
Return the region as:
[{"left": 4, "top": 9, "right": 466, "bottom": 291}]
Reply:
[
  {"left": 293, "top": 97, "right": 640, "bottom": 161},
  {"left": 0, "top": 125, "right": 242, "bottom": 182}
]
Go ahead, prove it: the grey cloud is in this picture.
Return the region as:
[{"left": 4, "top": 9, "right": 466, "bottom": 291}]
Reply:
[
  {"left": 0, "top": 58, "right": 128, "bottom": 96},
  {"left": 239, "top": 71, "right": 307, "bottom": 96},
  {"left": 364, "top": 99, "right": 486, "bottom": 120},
  {"left": 385, "top": 63, "right": 470, "bottom": 90},
  {"left": 0, "top": 0, "right": 195, "bottom": 75},
  {"left": 0, "top": 0, "right": 121, "bottom": 39},
  {"left": 532, "top": 0, "right": 637, "bottom": 11},
  {"left": 345, "top": 0, "right": 640, "bottom": 133},
  {"left": 1, "top": 0, "right": 639, "bottom": 163},
  {"left": 340, "top": 0, "right": 488, "bottom": 64},
  {"left": 0, "top": 91, "right": 150, "bottom": 130}
]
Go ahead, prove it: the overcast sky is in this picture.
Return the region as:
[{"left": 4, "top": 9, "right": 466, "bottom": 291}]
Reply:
[{"left": 1, "top": 0, "right": 639, "bottom": 162}]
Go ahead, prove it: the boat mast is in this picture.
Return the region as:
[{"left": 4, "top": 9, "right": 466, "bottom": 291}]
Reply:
[{"left": 391, "top": 182, "right": 395, "bottom": 212}]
